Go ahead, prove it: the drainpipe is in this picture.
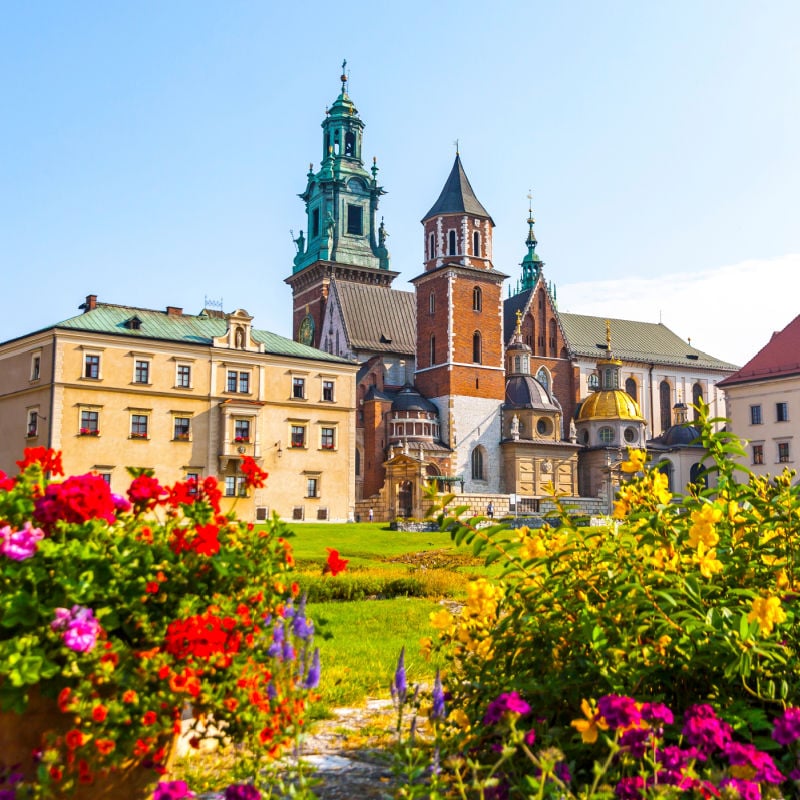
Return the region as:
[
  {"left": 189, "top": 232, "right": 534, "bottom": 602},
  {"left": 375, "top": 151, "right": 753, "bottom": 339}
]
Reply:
[
  {"left": 648, "top": 363, "right": 655, "bottom": 436},
  {"left": 47, "top": 333, "right": 57, "bottom": 451}
]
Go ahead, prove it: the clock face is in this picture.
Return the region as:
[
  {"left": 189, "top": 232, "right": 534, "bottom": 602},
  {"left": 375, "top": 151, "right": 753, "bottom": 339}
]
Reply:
[{"left": 298, "top": 315, "right": 315, "bottom": 347}]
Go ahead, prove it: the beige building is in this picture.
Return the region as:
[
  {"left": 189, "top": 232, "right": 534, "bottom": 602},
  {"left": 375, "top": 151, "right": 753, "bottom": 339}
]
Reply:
[
  {"left": 0, "top": 295, "right": 358, "bottom": 522},
  {"left": 719, "top": 314, "right": 800, "bottom": 480}
]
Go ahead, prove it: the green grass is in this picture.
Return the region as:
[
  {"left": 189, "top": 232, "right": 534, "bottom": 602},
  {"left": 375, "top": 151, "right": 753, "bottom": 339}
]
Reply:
[{"left": 310, "top": 597, "right": 445, "bottom": 710}]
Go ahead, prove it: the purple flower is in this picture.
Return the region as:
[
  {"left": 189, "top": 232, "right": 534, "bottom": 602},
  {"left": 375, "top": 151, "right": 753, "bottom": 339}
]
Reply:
[
  {"left": 554, "top": 761, "right": 571, "bottom": 783},
  {"left": 292, "top": 595, "right": 314, "bottom": 640},
  {"left": 111, "top": 493, "right": 131, "bottom": 513},
  {"left": 640, "top": 701, "right": 674, "bottom": 727},
  {"left": 614, "top": 775, "right": 644, "bottom": 799},
  {"left": 772, "top": 706, "right": 800, "bottom": 745},
  {"left": 224, "top": 784, "right": 261, "bottom": 800},
  {"left": 267, "top": 621, "right": 285, "bottom": 659},
  {"left": 0, "top": 522, "right": 44, "bottom": 561},
  {"left": 598, "top": 694, "right": 641, "bottom": 730},
  {"left": 153, "top": 781, "right": 195, "bottom": 799},
  {"left": 483, "top": 691, "right": 531, "bottom": 725},
  {"left": 682, "top": 704, "right": 732, "bottom": 757},
  {"left": 724, "top": 742, "right": 784, "bottom": 784},
  {"left": 431, "top": 669, "right": 445, "bottom": 720},
  {"left": 719, "top": 778, "right": 760, "bottom": 800},
  {"left": 51, "top": 607, "right": 73, "bottom": 630},
  {"left": 304, "top": 648, "right": 320, "bottom": 689},
  {"left": 63, "top": 606, "right": 101, "bottom": 653},
  {"left": 391, "top": 647, "right": 407, "bottom": 705},
  {"left": 619, "top": 726, "right": 652, "bottom": 758}
]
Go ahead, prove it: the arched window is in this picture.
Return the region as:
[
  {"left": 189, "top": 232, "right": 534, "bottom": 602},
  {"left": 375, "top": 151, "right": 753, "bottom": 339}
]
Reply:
[
  {"left": 429, "top": 290, "right": 435, "bottom": 314},
  {"left": 430, "top": 334, "right": 436, "bottom": 366},
  {"left": 472, "top": 286, "right": 482, "bottom": 311},
  {"left": 536, "top": 366, "right": 550, "bottom": 393},
  {"left": 660, "top": 381, "right": 672, "bottom": 432},
  {"left": 692, "top": 383, "right": 704, "bottom": 420},
  {"left": 448, "top": 230, "right": 457, "bottom": 255},
  {"left": 429, "top": 232, "right": 436, "bottom": 260},
  {"left": 657, "top": 460, "right": 674, "bottom": 492},
  {"left": 548, "top": 319, "right": 557, "bottom": 356},
  {"left": 471, "top": 447, "right": 485, "bottom": 480},
  {"left": 472, "top": 331, "right": 482, "bottom": 364},
  {"left": 344, "top": 131, "right": 355, "bottom": 157},
  {"left": 690, "top": 462, "right": 707, "bottom": 487},
  {"left": 473, "top": 231, "right": 480, "bottom": 256},
  {"left": 625, "top": 377, "right": 638, "bottom": 402},
  {"left": 355, "top": 448, "right": 361, "bottom": 476},
  {"left": 588, "top": 373, "right": 599, "bottom": 391},
  {"left": 332, "top": 129, "right": 340, "bottom": 155},
  {"left": 530, "top": 319, "right": 535, "bottom": 354}
]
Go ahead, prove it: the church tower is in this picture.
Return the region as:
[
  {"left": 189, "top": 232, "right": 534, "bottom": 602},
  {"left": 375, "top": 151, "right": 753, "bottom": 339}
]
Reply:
[
  {"left": 412, "top": 154, "right": 507, "bottom": 492},
  {"left": 285, "top": 63, "right": 397, "bottom": 347}
]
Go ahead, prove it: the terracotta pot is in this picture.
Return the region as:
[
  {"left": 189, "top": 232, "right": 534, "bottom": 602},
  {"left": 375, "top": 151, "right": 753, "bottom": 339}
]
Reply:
[{"left": 0, "top": 689, "right": 175, "bottom": 799}]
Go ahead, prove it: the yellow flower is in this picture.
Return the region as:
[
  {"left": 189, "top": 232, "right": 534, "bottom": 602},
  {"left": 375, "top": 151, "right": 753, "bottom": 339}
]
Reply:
[
  {"left": 651, "top": 545, "right": 679, "bottom": 572},
  {"left": 419, "top": 637, "right": 433, "bottom": 660},
  {"left": 693, "top": 542, "right": 723, "bottom": 579},
  {"left": 651, "top": 472, "right": 673, "bottom": 505},
  {"left": 429, "top": 608, "right": 453, "bottom": 631},
  {"left": 621, "top": 449, "right": 647, "bottom": 474},
  {"left": 687, "top": 504, "right": 722, "bottom": 548},
  {"left": 448, "top": 708, "right": 471, "bottom": 730},
  {"left": 654, "top": 635, "right": 671, "bottom": 656},
  {"left": 520, "top": 533, "right": 547, "bottom": 561},
  {"left": 570, "top": 698, "right": 609, "bottom": 744},
  {"left": 748, "top": 595, "right": 787, "bottom": 636}
]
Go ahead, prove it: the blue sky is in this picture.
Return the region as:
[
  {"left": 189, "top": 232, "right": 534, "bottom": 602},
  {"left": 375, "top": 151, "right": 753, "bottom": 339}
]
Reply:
[{"left": 2, "top": 2, "right": 798, "bottom": 365}]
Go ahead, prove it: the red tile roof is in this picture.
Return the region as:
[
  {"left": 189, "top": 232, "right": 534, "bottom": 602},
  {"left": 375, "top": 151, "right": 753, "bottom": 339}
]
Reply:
[{"left": 719, "top": 314, "right": 800, "bottom": 387}]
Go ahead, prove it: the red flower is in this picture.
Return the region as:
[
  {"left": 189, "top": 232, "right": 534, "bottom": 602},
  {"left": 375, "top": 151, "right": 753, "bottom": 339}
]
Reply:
[
  {"left": 142, "top": 710, "right": 158, "bottom": 726},
  {"left": 16, "top": 446, "right": 64, "bottom": 476},
  {"left": 192, "top": 523, "right": 220, "bottom": 556},
  {"left": 122, "top": 690, "right": 138, "bottom": 704},
  {"left": 324, "top": 548, "right": 349, "bottom": 576},
  {"left": 49, "top": 766, "right": 63, "bottom": 782},
  {"left": 127, "top": 475, "right": 167, "bottom": 509},
  {"left": 145, "top": 581, "right": 160, "bottom": 594},
  {"left": 34, "top": 473, "right": 117, "bottom": 531},
  {"left": 92, "top": 704, "right": 108, "bottom": 722},
  {"left": 241, "top": 456, "right": 268, "bottom": 489},
  {"left": 0, "top": 470, "right": 14, "bottom": 491},
  {"left": 58, "top": 687, "right": 73, "bottom": 712},
  {"left": 95, "top": 739, "right": 115, "bottom": 756},
  {"left": 65, "top": 729, "right": 84, "bottom": 750}
]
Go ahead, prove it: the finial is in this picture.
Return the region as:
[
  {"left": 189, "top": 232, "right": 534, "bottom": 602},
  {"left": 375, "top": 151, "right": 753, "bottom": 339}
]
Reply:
[
  {"left": 605, "top": 320, "right": 612, "bottom": 353},
  {"left": 454, "top": 138, "right": 459, "bottom": 155},
  {"left": 527, "top": 190, "right": 534, "bottom": 220},
  {"left": 371, "top": 156, "right": 378, "bottom": 179},
  {"left": 340, "top": 59, "right": 348, "bottom": 92},
  {"left": 515, "top": 308, "right": 523, "bottom": 335}
]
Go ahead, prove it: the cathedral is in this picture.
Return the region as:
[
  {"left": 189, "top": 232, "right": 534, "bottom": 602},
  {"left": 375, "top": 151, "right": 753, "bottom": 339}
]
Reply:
[{"left": 285, "top": 68, "right": 737, "bottom": 520}]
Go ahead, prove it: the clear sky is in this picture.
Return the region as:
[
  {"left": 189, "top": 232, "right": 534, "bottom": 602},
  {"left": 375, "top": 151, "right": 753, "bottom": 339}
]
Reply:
[{"left": 2, "top": 1, "right": 799, "bottom": 366}]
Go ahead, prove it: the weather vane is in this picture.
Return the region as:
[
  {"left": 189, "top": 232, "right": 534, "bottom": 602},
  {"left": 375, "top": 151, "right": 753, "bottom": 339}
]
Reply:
[{"left": 453, "top": 138, "right": 459, "bottom": 155}]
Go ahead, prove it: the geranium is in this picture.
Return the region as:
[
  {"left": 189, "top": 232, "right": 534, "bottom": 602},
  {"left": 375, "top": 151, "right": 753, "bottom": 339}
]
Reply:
[
  {"left": 0, "top": 448, "right": 320, "bottom": 798},
  {"left": 241, "top": 456, "right": 268, "bottom": 489},
  {"left": 772, "top": 707, "right": 800, "bottom": 745},
  {"left": 324, "top": 547, "right": 348, "bottom": 576}
]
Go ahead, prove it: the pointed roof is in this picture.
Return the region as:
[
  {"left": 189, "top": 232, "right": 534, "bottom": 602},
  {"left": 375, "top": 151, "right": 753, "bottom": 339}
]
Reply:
[
  {"left": 718, "top": 313, "right": 800, "bottom": 387},
  {"left": 422, "top": 155, "right": 493, "bottom": 223}
]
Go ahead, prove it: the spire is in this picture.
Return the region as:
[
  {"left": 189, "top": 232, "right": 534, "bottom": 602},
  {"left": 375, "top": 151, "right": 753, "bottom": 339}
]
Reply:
[
  {"left": 340, "top": 59, "right": 348, "bottom": 95},
  {"left": 519, "top": 192, "right": 543, "bottom": 291},
  {"left": 422, "top": 154, "right": 493, "bottom": 222}
]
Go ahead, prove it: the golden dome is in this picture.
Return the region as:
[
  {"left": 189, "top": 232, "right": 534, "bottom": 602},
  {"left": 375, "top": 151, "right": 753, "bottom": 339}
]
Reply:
[{"left": 577, "top": 389, "right": 644, "bottom": 422}]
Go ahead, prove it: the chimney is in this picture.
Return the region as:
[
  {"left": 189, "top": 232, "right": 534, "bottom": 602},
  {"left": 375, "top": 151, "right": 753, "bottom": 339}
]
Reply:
[
  {"left": 166, "top": 306, "right": 183, "bottom": 317},
  {"left": 80, "top": 294, "right": 97, "bottom": 313}
]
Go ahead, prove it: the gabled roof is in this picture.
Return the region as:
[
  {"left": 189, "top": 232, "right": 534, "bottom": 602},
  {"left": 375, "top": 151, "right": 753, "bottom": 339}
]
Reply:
[
  {"left": 559, "top": 313, "right": 738, "bottom": 371},
  {"left": 422, "top": 155, "right": 494, "bottom": 223},
  {"left": 46, "top": 303, "right": 352, "bottom": 364},
  {"left": 503, "top": 289, "right": 533, "bottom": 343},
  {"left": 718, "top": 313, "right": 800, "bottom": 387},
  {"left": 333, "top": 281, "right": 416, "bottom": 356}
]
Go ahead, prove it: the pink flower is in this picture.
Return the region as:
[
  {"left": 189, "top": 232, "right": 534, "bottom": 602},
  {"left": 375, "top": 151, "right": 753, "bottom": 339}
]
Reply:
[
  {"left": 52, "top": 606, "right": 102, "bottom": 653},
  {"left": 598, "top": 694, "right": 642, "bottom": 730},
  {"left": 0, "top": 522, "right": 44, "bottom": 561},
  {"left": 772, "top": 706, "right": 800, "bottom": 746},
  {"left": 483, "top": 691, "right": 531, "bottom": 725},
  {"left": 154, "top": 781, "right": 195, "bottom": 799}
]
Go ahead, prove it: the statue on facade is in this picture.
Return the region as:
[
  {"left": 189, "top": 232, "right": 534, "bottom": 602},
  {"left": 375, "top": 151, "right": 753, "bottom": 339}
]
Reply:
[
  {"left": 569, "top": 418, "right": 577, "bottom": 443},
  {"left": 510, "top": 414, "right": 520, "bottom": 441}
]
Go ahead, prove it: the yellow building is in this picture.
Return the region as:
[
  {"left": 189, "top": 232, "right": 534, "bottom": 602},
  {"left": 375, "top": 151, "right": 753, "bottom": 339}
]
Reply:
[{"left": 0, "top": 295, "right": 358, "bottom": 522}]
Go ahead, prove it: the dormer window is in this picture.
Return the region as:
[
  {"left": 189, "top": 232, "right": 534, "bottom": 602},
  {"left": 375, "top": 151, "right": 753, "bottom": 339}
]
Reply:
[{"left": 124, "top": 316, "right": 142, "bottom": 330}]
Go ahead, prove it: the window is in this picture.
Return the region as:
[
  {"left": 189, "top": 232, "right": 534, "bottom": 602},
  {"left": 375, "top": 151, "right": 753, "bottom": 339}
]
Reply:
[
  {"left": 752, "top": 444, "right": 764, "bottom": 465},
  {"left": 227, "top": 370, "right": 250, "bottom": 393},
  {"left": 312, "top": 207, "right": 320, "bottom": 238},
  {"left": 471, "top": 447, "right": 485, "bottom": 480},
  {"left": 321, "top": 427, "right": 335, "bottom": 450},
  {"left": 80, "top": 410, "right": 99, "bottom": 436},
  {"left": 98, "top": 473, "right": 111, "bottom": 485},
  {"left": 659, "top": 381, "right": 671, "bottom": 432},
  {"left": 293, "top": 377, "right": 306, "bottom": 399},
  {"left": 750, "top": 405, "right": 763, "bottom": 425},
  {"left": 625, "top": 377, "right": 638, "bottom": 402},
  {"left": 130, "top": 414, "right": 148, "bottom": 439},
  {"left": 173, "top": 417, "right": 191, "bottom": 440},
  {"left": 84, "top": 354, "right": 100, "bottom": 379},
  {"left": 430, "top": 334, "right": 436, "bottom": 366},
  {"left": 448, "top": 230, "right": 457, "bottom": 255},
  {"left": 291, "top": 425, "right": 306, "bottom": 448},
  {"left": 692, "top": 383, "right": 704, "bottom": 419},
  {"left": 234, "top": 419, "right": 251, "bottom": 443},
  {"left": 536, "top": 418, "right": 551, "bottom": 436},
  {"left": 186, "top": 473, "right": 199, "bottom": 495},
  {"left": 31, "top": 354, "right": 41, "bottom": 381},
  {"left": 428, "top": 232, "right": 435, "bottom": 260},
  {"left": 472, "top": 331, "right": 482, "bottom": 364},
  {"left": 599, "top": 427, "right": 615, "bottom": 444},
  {"left": 429, "top": 290, "right": 435, "bottom": 314},
  {"left": 588, "top": 373, "right": 599, "bottom": 390},
  {"left": 624, "top": 427, "right": 638, "bottom": 444},
  {"left": 176, "top": 364, "right": 191, "bottom": 388},
  {"left": 225, "top": 476, "right": 247, "bottom": 497},
  {"left": 306, "top": 477, "right": 319, "bottom": 498},
  {"left": 777, "top": 402, "right": 789, "bottom": 422},
  {"left": 536, "top": 367, "right": 550, "bottom": 393},
  {"left": 473, "top": 286, "right": 482, "bottom": 311},
  {"left": 346, "top": 204, "right": 363, "bottom": 235},
  {"left": 778, "top": 442, "right": 791, "bottom": 463},
  {"left": 322, "top": 380, "right": 335, "bottom": 402},
  {"left": 27, "top": 410, "right": 38, "bottom": 437},
  {"left": 134, "top": 360, "right": 150, "bottom": 384},
  {"left": 344, "top": 131, "right": 355, "bottom": 157},
  {"left": 473, "top": 230, "right": 480, "bottom": 256}
]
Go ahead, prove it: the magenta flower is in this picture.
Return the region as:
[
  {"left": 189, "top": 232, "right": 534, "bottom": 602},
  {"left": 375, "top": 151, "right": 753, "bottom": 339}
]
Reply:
[
  {"left": 597, "top": 694, "right": 642, "bottom": 730},
  {"left": 224, "top": 785, "right": 261, "bottom": 800},
  {"left": 52, "top": 605, "right": 102, "bottom": 653},
  {"left": 0, "top": 522, "right": 44, "bottom": 561},
  {"left": 619, "top": 726, "right": 652, "bottom": 758},
  {"left": 153, "top": 781, "right": 195, "bottom": 799},
  {"left": 772, "top": 706, "right": 800, "bottom": 745},
  {"left": 682, "top": 704, "right": 732, "bottom": 756},
  {"left": 724, "top": 742, "right": 783, "bottom": 784},
  {"left": 719, "top": 778, "right": 760, "bottom": 800},
  {"left": 483, "top": 691, "right": 531, "bottom": 725},
  {"left": 640, "top": 701, "right": 674, "bottom": 727},
  {"left": 614, "top": 775, "right": 644, "bottom": 799}
]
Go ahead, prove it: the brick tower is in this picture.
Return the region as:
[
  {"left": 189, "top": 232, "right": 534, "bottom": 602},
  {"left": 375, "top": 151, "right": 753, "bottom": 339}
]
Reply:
[
  {"left": 285, "top": 63, "right": 397, "bottom": 348},
  {"left": 412, "top": 154, "right": 507, "bottom": 492}
]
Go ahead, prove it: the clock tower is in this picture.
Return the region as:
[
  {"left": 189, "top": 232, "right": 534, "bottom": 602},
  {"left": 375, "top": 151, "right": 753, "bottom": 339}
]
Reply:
[{"left": 285, "top": 63, "right": 398, "bottom": 348}]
